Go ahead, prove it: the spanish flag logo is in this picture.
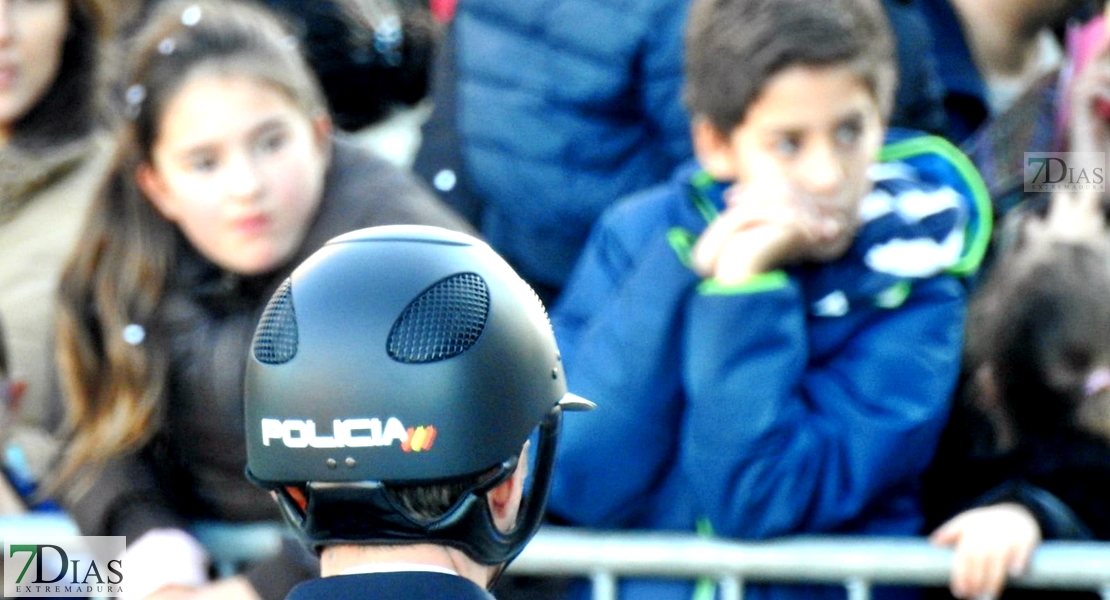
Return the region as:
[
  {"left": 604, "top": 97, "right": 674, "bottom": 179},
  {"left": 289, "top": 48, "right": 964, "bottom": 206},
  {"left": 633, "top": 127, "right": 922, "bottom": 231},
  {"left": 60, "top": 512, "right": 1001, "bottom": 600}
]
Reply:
[{"left": 401, "top": 425, "right": 437, "bottom": 452}]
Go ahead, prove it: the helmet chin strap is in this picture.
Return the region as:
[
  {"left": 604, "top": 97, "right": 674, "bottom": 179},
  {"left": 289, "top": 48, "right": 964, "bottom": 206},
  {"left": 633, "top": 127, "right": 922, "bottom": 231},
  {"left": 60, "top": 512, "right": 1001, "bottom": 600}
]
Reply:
[
  {"left": 486, "top": 406, "right": 565, "bottom": 592},
  {"left": 484, "top": 424, "right": 559, "bottom": 588},
  {"left": 486, "top": 561, "right": 509, "bottom": 591}
]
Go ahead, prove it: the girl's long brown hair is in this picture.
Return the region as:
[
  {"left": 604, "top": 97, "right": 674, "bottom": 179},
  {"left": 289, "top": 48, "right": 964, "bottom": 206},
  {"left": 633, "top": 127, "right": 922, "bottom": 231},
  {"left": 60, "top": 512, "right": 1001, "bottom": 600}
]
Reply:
[{"left": 51, "top": 0, "right": 327, "bottom": 495}]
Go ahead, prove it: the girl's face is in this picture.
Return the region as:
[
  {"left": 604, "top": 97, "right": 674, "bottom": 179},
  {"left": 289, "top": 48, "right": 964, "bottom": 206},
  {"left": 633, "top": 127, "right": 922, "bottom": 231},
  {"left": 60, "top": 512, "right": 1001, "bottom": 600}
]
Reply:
[
  {"left": 0, "top": 0, "right": 69, "bottom": 142},
  {"left": 138, "top": 74, "right": 331, "bottom": 276}
]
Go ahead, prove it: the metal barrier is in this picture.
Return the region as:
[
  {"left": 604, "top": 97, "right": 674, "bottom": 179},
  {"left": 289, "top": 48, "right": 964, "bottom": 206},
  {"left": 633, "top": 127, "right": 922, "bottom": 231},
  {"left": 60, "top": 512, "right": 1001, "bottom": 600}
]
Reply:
[
  {"left": 191, "top": 520, "right": 288, "bottom": 578},
  {"left": 510, "top": 528, "right": 1110, "bottom": 600},
  {"left": 4, "top": 516, "right": 1110, "bottom": 600}
]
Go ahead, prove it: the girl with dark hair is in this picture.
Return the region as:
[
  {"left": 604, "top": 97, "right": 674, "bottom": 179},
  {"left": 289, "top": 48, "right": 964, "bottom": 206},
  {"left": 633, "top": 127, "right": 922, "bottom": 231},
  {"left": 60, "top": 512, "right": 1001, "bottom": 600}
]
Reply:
[
  {"left": 51, "top": 1, "right": 470, "bottom": 598},
  {"left": 923, "top": 189, "right": 1110, "bottom": 600}
]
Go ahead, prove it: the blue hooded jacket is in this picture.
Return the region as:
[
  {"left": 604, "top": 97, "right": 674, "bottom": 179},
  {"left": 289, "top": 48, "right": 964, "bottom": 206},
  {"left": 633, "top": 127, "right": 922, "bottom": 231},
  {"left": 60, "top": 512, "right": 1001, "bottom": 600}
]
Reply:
[{"left": 548, "top": 130, "right": 992, "bottom": 600}]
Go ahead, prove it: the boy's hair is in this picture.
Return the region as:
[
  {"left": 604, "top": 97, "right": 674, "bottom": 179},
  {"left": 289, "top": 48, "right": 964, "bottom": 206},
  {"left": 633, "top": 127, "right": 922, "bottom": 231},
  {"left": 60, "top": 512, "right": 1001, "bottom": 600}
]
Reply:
[
  {"left": 683, "top": 0, "right": 897, "bottom": 134},
  {"left": 385, "top": 466, "right": 503, "bottom": 523}
]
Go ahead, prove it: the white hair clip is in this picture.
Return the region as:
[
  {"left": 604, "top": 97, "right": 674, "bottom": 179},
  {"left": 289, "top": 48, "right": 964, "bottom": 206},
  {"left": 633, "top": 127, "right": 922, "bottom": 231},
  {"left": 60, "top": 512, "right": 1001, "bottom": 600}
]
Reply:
[
  {"left": 373, "top": 15, "right": 403, "bottom": 67},
  {"left": 122, "top": 324, "right": 146, "bottom": 346},
  {"left": 181, "top": 4, "right": 202, "bottom": 27},
  {"left": 123, "top": 84, "right": 146, "bottom": 120}
]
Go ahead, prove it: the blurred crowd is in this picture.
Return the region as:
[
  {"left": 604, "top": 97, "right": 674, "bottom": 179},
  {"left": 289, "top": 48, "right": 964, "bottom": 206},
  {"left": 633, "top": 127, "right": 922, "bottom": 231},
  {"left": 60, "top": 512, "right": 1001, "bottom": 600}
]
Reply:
[{"left": 2, "top": 0, "right": 1110, "bottom": 599}]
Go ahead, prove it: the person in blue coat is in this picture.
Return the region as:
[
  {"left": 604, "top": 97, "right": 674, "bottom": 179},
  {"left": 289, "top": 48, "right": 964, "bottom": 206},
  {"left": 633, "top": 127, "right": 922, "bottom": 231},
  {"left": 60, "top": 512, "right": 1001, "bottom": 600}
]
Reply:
[
  {"left": 416, "top": 0, "right": 696, "bottom": 304},
  {"left": 547, "top": 0, "right": 992, "bottom": 598}
]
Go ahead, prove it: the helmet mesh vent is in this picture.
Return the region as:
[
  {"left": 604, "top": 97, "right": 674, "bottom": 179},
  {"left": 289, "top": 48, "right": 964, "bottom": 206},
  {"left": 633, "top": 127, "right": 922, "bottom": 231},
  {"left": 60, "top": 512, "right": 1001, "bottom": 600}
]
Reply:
[
  {"left": 253, "top": 279, "right": 298, "bottom": 364},
  {"left": 388, "top": 273, "right": 489, "bottom": 363}
]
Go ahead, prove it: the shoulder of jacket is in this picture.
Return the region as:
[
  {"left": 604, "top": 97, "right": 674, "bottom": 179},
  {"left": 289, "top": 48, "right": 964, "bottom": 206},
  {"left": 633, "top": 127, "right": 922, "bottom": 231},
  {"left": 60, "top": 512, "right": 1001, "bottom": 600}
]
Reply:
[{"left": 877, "top": 129, "right": 993, "bottom": 277}]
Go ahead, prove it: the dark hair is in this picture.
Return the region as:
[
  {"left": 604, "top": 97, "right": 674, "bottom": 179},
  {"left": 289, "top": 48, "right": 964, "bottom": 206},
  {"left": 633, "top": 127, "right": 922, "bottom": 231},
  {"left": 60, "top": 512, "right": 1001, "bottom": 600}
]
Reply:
[
  {"left": 9, "top": 0, "right": 112, "bottom": 152},
  {"left": 386, "top": 473, "right": 491, "bottom": 523},
  {"left": 54, "top": 0, "right": 328, "bottom": 491},
  {"left": 965, "top": 235, "right": 1110, "bottom": 437},
  {"left": 683, "top": 0, "right": 897, "bottom": 134},
  {"left": 263, "top": 0, "right": 438, "bottom": 131},
  {"left": 382, "top": 458, "right": 516, "bottom": 523},
  {"left": 121, "top": 0, "right": 327, "bottom": 164}
]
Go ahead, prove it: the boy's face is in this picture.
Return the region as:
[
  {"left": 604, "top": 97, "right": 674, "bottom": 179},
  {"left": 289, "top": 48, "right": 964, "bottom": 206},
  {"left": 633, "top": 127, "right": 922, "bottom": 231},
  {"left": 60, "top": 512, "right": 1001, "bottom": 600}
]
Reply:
[{"left": 693, "top": 64, "right": 884, "bottom": 261}]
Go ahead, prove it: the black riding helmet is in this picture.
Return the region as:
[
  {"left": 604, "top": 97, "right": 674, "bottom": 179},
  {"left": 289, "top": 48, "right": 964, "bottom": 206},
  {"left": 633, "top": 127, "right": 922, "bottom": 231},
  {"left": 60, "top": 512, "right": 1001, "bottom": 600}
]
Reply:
[{"left": 244, "top": 225, "right": 592, "bottom": 566}]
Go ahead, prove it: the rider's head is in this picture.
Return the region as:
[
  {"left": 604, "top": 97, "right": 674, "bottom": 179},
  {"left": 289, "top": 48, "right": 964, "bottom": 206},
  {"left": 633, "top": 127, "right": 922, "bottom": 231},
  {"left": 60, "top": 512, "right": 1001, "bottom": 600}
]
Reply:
[{"left": 244, "top": 225, "right": 592, "bottom": 573}]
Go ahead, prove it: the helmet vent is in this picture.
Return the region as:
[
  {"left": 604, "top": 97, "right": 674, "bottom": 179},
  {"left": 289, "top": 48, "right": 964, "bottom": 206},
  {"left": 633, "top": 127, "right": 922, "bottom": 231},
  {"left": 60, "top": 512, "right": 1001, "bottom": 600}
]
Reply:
[
  {"left": 253, "top": 279, "right": 298, "bottom": 364},
  {"left": 388, "top": 273, "right": 489, "bottom": 363}
]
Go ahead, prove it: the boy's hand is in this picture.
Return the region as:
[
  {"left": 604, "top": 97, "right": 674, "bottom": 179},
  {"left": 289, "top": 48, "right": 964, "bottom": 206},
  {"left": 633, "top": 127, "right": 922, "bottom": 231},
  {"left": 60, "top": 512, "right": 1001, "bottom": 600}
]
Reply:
[
  {"left": 929, "top": 503, "right": 1042, "bottom": 600},
  {"left": 691, "top": 181, "right": 842, "bottom": 284}
]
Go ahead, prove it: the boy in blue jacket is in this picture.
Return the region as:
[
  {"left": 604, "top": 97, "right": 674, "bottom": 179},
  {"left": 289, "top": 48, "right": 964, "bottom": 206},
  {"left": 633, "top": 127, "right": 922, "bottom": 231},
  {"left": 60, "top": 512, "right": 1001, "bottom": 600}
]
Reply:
[{"left": 547, "top": 0, "right": 992, "bottom": 598}]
